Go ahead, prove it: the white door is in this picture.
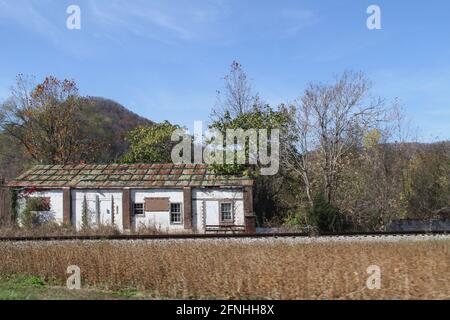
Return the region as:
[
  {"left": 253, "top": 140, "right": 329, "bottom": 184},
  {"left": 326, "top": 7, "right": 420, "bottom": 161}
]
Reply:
[{"left": 204, "top": 200, "right": 219, "bottom": 226}]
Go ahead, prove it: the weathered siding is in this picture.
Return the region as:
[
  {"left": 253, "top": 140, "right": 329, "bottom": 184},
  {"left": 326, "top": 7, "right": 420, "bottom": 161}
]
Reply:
[
  {"left": 11, "top": 186, "right": 250, "bottom": 234},
  {"left": 192, "top": 188, "right": 244, "bottom": 232},
  {"left": 71, "top": 190, "right": 123, "bottom": 231},
  {"left": 17, "top": 190, "right": 64, "bottom": 225},
  {"left": 131, "top": 189, "right": 185, "bottom": 232}
]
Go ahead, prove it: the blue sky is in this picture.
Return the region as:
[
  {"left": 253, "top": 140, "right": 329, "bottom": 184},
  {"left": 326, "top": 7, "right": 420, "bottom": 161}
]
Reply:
[{"left": 0, "top": 0, "right": 449, "bottom": 141}]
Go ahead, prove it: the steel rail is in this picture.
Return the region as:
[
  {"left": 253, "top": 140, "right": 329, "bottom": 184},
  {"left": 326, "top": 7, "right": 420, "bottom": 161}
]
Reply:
[{"left": 0, "top": 230, "right": 447, "bottom": 242}]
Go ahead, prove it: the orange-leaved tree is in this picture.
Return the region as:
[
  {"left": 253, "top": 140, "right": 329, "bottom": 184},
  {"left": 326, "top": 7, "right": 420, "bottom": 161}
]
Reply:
[{"left": 0, "top": 75, "right": 98, "bottom": 164}]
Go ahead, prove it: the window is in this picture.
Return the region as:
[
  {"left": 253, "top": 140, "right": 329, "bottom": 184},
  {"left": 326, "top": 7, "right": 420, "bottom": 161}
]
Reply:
[
  {"left": 22, "top": 197, "right": 51, "bottom": 227},
  {"left": 220, "top": 202, "right": 233, "bottom": 222},
  {"left": 170, "top": 203, "right": 182, "bottom": 224},
  {"left": 133, "top": 203, "right": 144, "bottom": 216},
  {"left": 27, "top": 197, "right": 51, "bottom": 212}
]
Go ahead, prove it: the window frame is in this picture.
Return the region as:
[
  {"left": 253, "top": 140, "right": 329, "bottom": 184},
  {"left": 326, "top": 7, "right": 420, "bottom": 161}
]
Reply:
[
  {"left": 27, "top": 196, "right": 51, "bottom": 212},
  {"left": 219, "top": 201, "right": 234, "bottom": 224},
  {"left": 170, "top": 202, "right": 183, "bottom": 225},
  {"left": 133, "top": 202, "right": 145, "bottom": 216}
]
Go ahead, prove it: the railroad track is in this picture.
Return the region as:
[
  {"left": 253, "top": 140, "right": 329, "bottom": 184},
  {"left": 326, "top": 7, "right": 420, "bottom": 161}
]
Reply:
[{"left": 0, "top": 230, "right": 447, "bottom": 242}]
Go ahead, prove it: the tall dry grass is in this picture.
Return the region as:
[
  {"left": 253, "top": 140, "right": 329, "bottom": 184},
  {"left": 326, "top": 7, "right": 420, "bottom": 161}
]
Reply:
[{"left": 0, "top": 239, "right": 448, "bottom": 299}]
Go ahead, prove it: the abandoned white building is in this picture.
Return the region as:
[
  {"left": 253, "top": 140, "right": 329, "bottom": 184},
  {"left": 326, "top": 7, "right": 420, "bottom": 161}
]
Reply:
[{"left": 6, "top": 163, "right": 256, "bottom": 233}]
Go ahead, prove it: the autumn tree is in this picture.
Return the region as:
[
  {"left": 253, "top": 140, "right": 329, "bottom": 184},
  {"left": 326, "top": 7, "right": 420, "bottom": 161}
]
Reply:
[
  {"left": 0, "top": 75, "right": 97, "bottom": 164},
  {"left": 334, "top": 130, "right": 405, "bottom": 230},
  {"left": 403, "top": 142, "right": 450, "bottom": 219}
]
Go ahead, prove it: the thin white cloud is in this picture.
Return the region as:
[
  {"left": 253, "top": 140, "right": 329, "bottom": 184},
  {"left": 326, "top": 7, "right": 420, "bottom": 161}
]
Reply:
[
  {"left": 0, "top": 0, "right": 60, "bottom": 44},
  {"left": 88, "top": 0, "right": 227, "bottom": 43},
  {"left": 129, "top": 7, "right": 192, "bottom": 40}
]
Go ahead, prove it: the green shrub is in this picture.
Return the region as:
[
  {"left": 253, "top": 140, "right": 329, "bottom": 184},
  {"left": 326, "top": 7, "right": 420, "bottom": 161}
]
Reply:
[
  {"left": 21, "top": 275, "right": 46, "bottom": 288},
  {"left": 308, "top": 194, "right": 338, "bottom": 233},
  {"left": 283, "top": 210, "right": 306, "bottom": 228}
]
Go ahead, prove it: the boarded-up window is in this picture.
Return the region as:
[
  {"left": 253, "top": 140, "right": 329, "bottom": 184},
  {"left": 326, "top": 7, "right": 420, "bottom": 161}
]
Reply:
[{"left": 144, "top": 197, "right": 170, "bottom": 212}]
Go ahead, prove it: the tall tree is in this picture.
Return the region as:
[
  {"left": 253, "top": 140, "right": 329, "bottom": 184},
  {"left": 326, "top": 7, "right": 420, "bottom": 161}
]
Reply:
[
  {"left": 283, "top": 71, "right": 385, "bottom": 205},
  {"left": 212, "top": 61, "right": 258, "bottom": 119},
  {"left": 0, "top": 75, "right": 97, "bottom": 164},
  {"left": 210, "top": 62, "right": 297, "bottom": 223}
]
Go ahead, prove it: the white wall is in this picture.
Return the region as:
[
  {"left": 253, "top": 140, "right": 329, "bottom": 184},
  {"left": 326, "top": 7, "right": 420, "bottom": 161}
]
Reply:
[
  {"left": 71, "top": 190, "right": 123, "bottom": 231},
  {"left": 131, "top": 189, "right": 185, "bottom": 232},
  {"left": 17, "top": 190, "right": 64, "bottom": 225},
  {"left": 192, "top": 188, "right": 244, "bottom": 232},
  {"left": 16, "top": 187, "right": 246, "bottom": 234}
]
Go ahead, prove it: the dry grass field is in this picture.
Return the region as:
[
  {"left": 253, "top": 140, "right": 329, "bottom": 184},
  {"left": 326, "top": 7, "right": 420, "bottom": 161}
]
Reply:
[{"left": 0, "top": 238, "right": 448, "bottom": 299}]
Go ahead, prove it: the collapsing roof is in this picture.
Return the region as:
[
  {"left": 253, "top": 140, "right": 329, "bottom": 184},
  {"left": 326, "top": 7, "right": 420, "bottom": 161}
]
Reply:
[{"left": 7, "top": 163, "right": 254, "bottom": 189}]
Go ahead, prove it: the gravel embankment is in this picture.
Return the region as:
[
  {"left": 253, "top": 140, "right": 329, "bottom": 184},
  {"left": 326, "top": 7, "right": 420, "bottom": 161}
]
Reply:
[{"left": 3, "top": 233, "right": 449, "bottom": 247}]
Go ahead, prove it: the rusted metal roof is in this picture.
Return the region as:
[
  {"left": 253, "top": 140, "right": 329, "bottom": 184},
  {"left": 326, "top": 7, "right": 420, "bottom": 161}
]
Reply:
[{"left": 6, "top": 164, "right": 253, "bottom": 189}]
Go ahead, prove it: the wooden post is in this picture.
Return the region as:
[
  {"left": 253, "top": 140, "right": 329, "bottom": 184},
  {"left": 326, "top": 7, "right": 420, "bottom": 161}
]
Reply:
[
  {"left": 243, "top": 185, "right": 256, "bottom": 233},
  {"left": 62, "top": 188, "right": 72, "bottom": 225},
  {"left": 183, "top": 187, "right": 192, "bottom": 231},
  {"left": 244, "top": 215, "right": 256, "bottom": 233},
  {"left": 122, "top": 189, "right": 131, "bottom": 232},
  {"left": 243, "top": 186, "right": 254, "bottom": 215},
  {"left": 111, "top": 194, "right": 115, "bottom": 226}
]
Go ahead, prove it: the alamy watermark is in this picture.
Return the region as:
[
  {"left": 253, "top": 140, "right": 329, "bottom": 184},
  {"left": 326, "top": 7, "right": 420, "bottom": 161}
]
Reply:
[
  {"left": 367, "top": 5, "right": 382, "bottom": 30},
  {"left": 66, "top": 265, "right": 81, "bottom": 290},
  {"left": 171, "top": 121, "right": 280, "bottom": 175},
  {"left": 66, "top": 5, "right": 81, "bottom": 30},
  {"left": 366, "top": 265, "right": 381, "bottom": 290}
]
